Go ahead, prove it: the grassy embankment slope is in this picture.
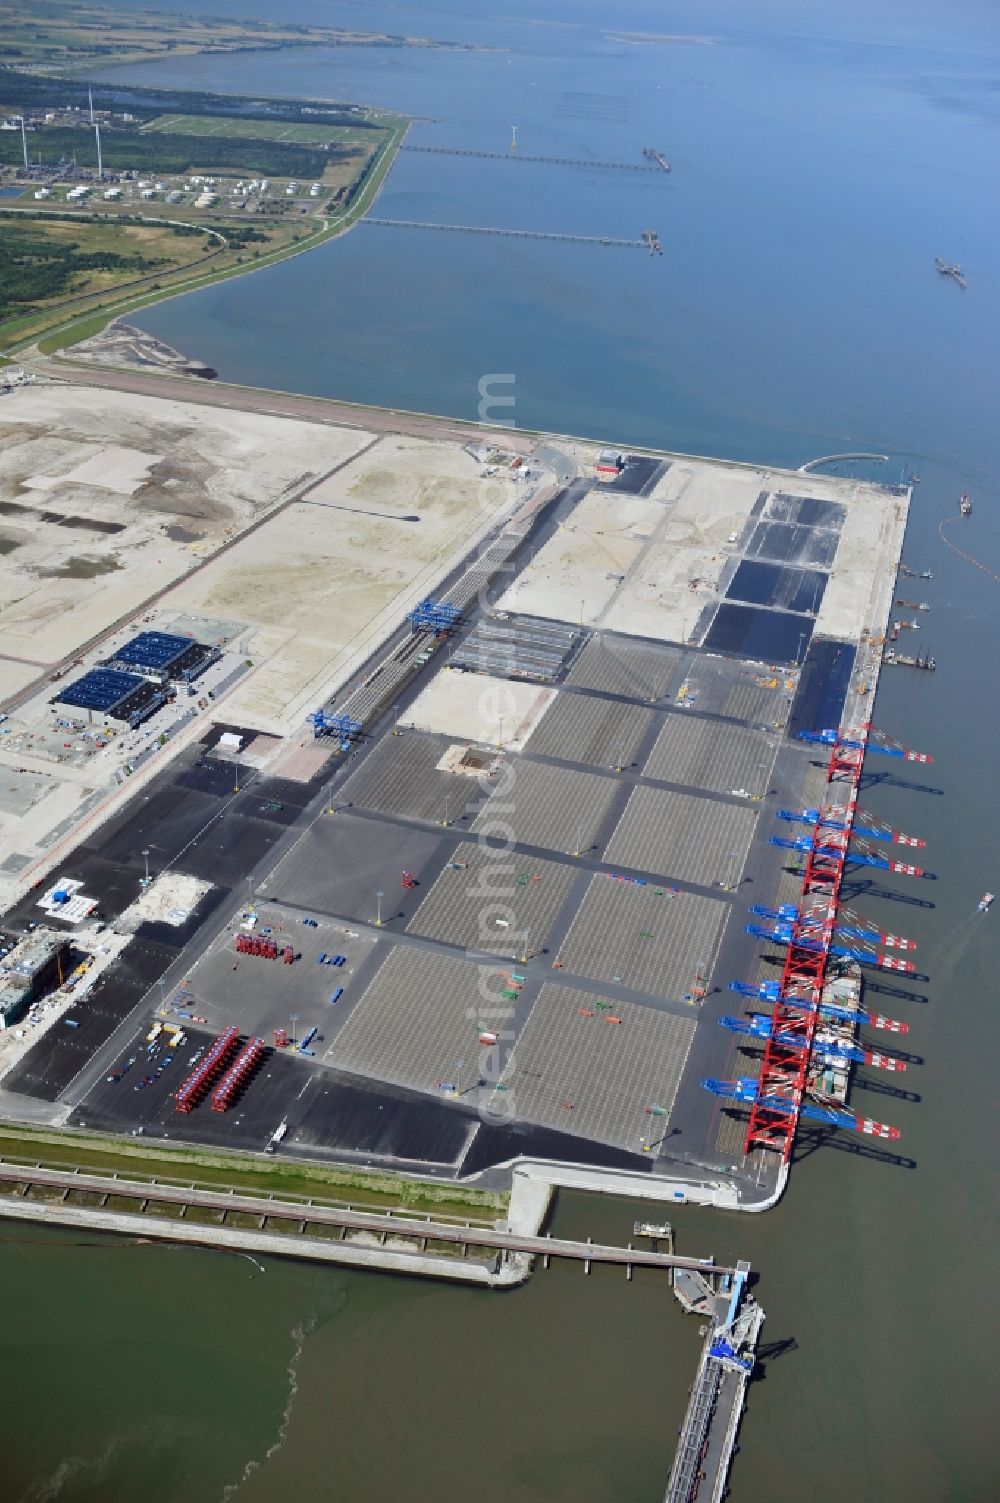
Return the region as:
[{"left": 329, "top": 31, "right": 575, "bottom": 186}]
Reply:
[{"left": 0, "top": 1122, "right": 506, "bottom": 1221}]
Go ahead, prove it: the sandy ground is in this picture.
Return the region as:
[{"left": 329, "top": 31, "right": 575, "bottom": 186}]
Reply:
[
  {"left": 495, "top": 490, "right": 657, "bottom": 626},
  {"left": 602, "top": 465, "right": 766, "bottom": 642},
  {"left": 0, "top": 662, "right": 39, "bottom": 700},
  {"left": 116, "top": 871, "right": 213, "bottom": 932},
  {"left": 402, "top": 670, "right": 556, "bottom": 750},
  {"left": 490, "top": 458, "right": 900, "bottom": 652},
  {"left": 0, "top": 387, "right": 547, "bottom": 908},
  {"left": 0, "top": 384, "right": 373, "bottom": 667},
  {"left": 163, "top": 437, "right": 526, "bottom": 733},
  {"left": 812, "top": 482, "right": 907, "bottom": 641}
]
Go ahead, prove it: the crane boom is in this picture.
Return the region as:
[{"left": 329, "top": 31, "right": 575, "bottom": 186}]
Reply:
[{"left": 702, "top": 1076, "right": 900, "bottom": 1139}]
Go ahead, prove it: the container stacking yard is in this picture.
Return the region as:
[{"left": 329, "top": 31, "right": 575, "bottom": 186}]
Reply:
[{"left": 1, "top": 447, "right": 923, "bottom": 1212}]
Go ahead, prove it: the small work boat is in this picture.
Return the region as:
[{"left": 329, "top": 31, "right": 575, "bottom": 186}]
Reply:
[{"left": 978, "top": 893, "right": 994, "bottom": 913}]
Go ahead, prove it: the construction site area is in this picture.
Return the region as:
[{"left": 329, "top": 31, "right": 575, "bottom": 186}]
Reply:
[
  {"left": 0, "top": 384, "right": 921, "bottom": 1204},
  {"left": 0, "top": 382, "right": 543, "bottom": 910}
]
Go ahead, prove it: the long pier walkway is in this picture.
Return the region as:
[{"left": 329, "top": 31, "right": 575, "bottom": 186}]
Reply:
[
  {"left": 401, "top": 145, "right": 661, "bottom": 173},
  {"left": 664, "top": 1298, "right": 765, "bottom": 1503},
  {"left": 0, "top": 1160, "right": 737, "bottom": 1276},
  {"left": 363, "top": 218, "right": 646, "bottom": 249}
]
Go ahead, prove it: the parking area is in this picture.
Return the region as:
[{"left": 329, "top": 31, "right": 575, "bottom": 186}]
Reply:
[
  {"left": 76, "top": 1031, "right": 310, "bottom": 1152},
  {"left": 644, "top": 716, "right": 778, "bottom": 797},
  {"left": 328, "top": 947, "right": 500, "bottom": 1097},
  {"left": 488, "top": 983, "right": 695, "bottom": 1151},
  {"left": 555, "top": 876, "right": 729, "bottom": 1000},
  {"left": 604, "top": 785, "right": 758, "bottom": 888},
  {"left": 179, "top": 903, "right": 382, "bottom": 1045},
  {"left": 565, "top": 636, "right": 683, "bottom": 700},
  {"left": 471, "top": 757, "right": 621, "bottom": 856},
  {"left": 405, "top": 841, "right": 579, "bottom": 959},
  {"left": 261, "top": 812, "right": 448, "bottom": 925},
  {"left": 523, "top": 690, "right": 654, "bottom": 770}
]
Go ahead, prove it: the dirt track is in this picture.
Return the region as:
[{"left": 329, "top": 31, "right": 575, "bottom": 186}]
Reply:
[{"left": 33, "top": 356, "right": 530, "bottom": 450}]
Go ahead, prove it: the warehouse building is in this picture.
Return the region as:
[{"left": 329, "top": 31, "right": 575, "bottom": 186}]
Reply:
[
  {"left": 109, "top": 630, "right": 219, "bottom": 684},
  {"left": 51, "top": 667, "right": 166, "bottom": 727}
]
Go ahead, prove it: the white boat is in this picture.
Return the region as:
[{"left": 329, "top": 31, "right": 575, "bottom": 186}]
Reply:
[{"left": 978, "top": 893, "right": 994, "bottom": 913}]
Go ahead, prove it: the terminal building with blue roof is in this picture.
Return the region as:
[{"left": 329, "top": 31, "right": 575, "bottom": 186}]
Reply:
[
  {"left": 51, "top": 668, "right": 166, "bottom": 727},
  {"left": 109, "top": 630, "right": 218, "bottom": 684}
]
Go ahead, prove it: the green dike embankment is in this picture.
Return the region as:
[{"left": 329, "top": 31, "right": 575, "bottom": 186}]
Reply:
[
  {"left": 0, "top": 1122, "right": 525, "bottom": 1286},
  {"left": 0, "top": 1121, "right": 506, "bottom": 1221},
  {"left": 4, "top": 117, "right": 407, "bottom": 360}
]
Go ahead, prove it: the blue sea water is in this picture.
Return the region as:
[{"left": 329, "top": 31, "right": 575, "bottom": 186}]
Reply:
[
  {"left": 8, "top": 5, "right": 996, "bottom": 1502},
  {"left": 96, "top": 1, "right": 1000, "bottom": 476}
]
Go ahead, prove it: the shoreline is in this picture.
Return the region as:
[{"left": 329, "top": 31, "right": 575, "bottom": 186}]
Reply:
[{"left": 1, "top": 117, "right": 409, "bottom": 359}]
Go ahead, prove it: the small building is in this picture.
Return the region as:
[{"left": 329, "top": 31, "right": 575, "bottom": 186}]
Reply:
[
  {"left": 37, "top": 878, "right": 98, "bottom": 925},
  {"left": 110, "top": 629, "right": 218, "bottom": 684},
  {"left": 595, "top": 450, "right": 624, "bottom": 475},
  {"left": 52, "top": 667, "right": 166, "bottom": 727},
  {"left": 0, "top": 929, "right": 71, "bottom": 1030}
]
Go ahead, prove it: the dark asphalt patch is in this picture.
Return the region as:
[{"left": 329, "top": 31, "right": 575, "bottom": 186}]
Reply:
[
  {"left": 266, "top": 814, "right": 448, "bottom": 925},
  {"left": 97, "top": 786, "right": 223, "bottom": 866},
  {"left": 594, "top": 456, "right": 666, "bottom": 496},
  {"left": 787, "top": 638, "right": 857, "bottom": 739},
  {"left": 746, "top": 522, "right": 839, "bottom": 569},
  {"left": 769, "top": 493, "right": 846, "bottom": 529},
  {"left": 703, "top": 604, "right": 815, "bottom": 666},
  {"left": 175, "top": 761, "right": 249, "bottom": 797},
  {"left": 176, "top": 813, "right": 285, "bottom": 886},
  {"left": 461, "top": 1119, "right": 649, "bottom": 1176},
  {"left": 726, "top": 560, "right": 828, "bottom": 615},
  {"left": 294, "top": 1074, "right": 471, "bottom": 1164}
]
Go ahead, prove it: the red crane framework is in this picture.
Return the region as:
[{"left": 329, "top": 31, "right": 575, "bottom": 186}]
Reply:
[{"left": 742, "top": 724, "right": 918, "bottom": 1161}]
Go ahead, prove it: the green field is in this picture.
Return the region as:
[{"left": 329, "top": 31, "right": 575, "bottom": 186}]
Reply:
[
  {"left": 4, "top": 114, "right": 408, "bottom": 356},
  {"left": 0, "top": 1123, "right": 506, "bottom": 1219},
  {"left": 142, "top": 113, "right": 376, "bottom": 146},
  {"left": 0, "top": 0, "right": 469, "bottom": 73}
]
